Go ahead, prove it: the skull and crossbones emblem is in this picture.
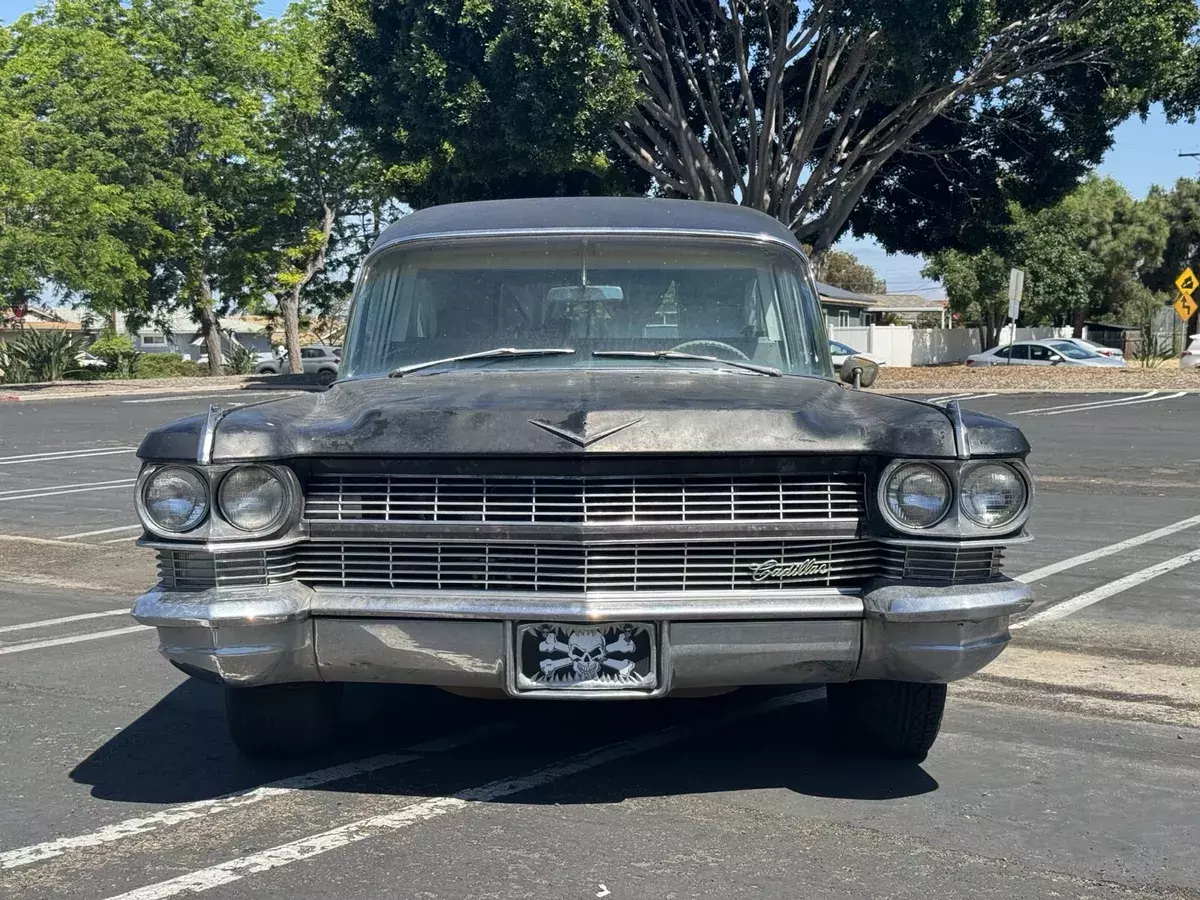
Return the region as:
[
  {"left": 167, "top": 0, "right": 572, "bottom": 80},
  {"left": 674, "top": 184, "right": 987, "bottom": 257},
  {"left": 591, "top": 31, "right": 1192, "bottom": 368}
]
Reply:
[{"left": 536, "top": 626, "right": 640, "bottom": 684}]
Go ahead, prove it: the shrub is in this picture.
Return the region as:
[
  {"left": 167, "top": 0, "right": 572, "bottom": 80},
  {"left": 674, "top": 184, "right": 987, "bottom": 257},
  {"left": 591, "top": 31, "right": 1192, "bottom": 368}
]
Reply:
[
  {"left": 136, "top": 353, "right": 206, "bottom": 379},
  {"left": 1, "top": 330, "right": 84, "bottom": 382},
  {"left": 0, "top": 341, "right": 30, "bottom": 384},
  {"left": 88, "top": 334, "right": 141, "bottom": 379},
  {"left": 224, "top": 342, "right": 256, "bottom": 375}
]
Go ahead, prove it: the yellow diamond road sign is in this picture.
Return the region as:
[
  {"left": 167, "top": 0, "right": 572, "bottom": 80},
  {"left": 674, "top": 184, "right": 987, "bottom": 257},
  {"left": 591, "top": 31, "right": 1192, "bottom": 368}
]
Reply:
[
  {"left": 1175, "top": 292, "right": 1197, "bottom": 322},
  {"left": 1176, "top": 267, "right": 1199, "bottom": 295}
]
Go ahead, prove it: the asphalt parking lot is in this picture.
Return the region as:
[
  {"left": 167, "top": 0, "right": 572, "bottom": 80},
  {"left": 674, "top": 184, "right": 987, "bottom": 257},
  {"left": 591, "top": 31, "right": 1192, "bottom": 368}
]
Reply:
[{"left": 0, "top": 387, "right": 1198, "bottom": 900}]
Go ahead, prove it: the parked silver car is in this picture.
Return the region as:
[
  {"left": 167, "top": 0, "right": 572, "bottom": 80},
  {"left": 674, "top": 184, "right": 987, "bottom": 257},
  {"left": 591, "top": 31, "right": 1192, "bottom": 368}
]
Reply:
[
  {"left": 283, "top": 344, "right": 341, "bottom": 384},
  {"left": 966, "top": 339, "right": 1127, "bottom": 368}
]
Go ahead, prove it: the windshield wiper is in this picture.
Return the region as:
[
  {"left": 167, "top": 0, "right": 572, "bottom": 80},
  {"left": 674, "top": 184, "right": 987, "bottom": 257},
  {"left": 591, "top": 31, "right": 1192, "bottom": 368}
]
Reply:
[
  {"left": 389, "top": 347, "right": 575, "bottom": 378},
  {"left": 591, "top": 350, "right": 781, "bottom": 377}
]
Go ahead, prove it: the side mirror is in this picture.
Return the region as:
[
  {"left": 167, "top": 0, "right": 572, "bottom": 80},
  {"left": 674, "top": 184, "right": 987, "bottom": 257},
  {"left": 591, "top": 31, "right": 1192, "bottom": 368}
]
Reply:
[{"left": 838, "top": 355, "right": 879, "bottom": 389}]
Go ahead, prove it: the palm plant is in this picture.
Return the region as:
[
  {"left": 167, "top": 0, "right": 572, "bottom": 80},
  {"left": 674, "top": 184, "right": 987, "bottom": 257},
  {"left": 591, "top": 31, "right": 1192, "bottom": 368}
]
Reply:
[
  {"left": 224, "top": 341, "right": 256, "bottom": 375},
  {"left": 1, "top": 330, "right": 84, "bottom": 382}
]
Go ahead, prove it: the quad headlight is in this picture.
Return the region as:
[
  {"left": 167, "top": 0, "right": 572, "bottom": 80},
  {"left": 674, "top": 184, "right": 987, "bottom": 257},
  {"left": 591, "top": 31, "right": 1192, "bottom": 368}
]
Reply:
[
  {"left": 960, "top": 462, "right": 1027, "bottom": 528},
  {"left": 881, "top": 463, "right": 952, "bottom": 529},
  {"left": 140, "top": 466, "right": 209, "bottom": 533},
  {"left": 217, "top": 465, "right": 289, "bottom": 532}
]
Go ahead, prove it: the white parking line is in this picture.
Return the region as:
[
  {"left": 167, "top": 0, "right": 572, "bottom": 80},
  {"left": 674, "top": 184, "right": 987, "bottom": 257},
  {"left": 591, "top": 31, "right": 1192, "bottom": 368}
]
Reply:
[
  {"left": 0, "top": 447, "right": 136, "bottom": 465},
  {"left": 56, "top": 524, "right": 143, "bottom": 541},
  {"left": 102, "top": 689, "right": 820, "bottom": 900},
  {"left": 0, "top": 721, "right": 514, "bottom": 871},
  {"left": 102, "top": 534, "right": 141, "bottom": 543},
  {"left": 1014, "top": 513, "right": 1200, "bottom": 584},
  {"left": 0, "top": 478, "right": 136, "bottom": 504},
  {"left": 925, "top": 392, "right": 973, "bottom": 403},
  {"left": 0, "top": 608, "right": 129, "bottom": 634},
  {"left": 1013, "top": 547, "right": 1200, "bottom": 630},
  {"left": 1009, "top": 391, "right": 1158, "bottom": 416},
  {"left": 1033, "top": 391, "right": 1188, "bottom": 417},
  {"left": 0, "top": 625, "right": 151, "bottom": 655}
]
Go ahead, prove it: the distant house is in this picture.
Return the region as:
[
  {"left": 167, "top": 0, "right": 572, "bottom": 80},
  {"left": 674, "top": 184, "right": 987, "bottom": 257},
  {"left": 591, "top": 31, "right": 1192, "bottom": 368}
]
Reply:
[
  {"left": 815, "top": 283, "right": 948, "bottom": 328},
  {"left": 10, "top": 307, "right": 274, "bottom": 360}
]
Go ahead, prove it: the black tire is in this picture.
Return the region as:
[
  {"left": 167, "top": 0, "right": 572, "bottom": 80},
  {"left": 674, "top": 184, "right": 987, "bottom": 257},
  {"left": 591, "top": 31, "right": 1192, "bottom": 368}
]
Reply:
[
  {"left": 316, "top": 368, "right": 337, "bottom": 385},
  {"left": 224, "top": 682, "right": 342, "bottom": 759},
  {"left": 825, "top": 680, "right": 947, "bottom": 762}
]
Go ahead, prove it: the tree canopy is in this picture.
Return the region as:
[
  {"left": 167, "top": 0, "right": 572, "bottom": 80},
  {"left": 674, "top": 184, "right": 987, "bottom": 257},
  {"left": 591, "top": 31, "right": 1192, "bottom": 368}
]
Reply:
[{"left": 325, "top": 0, "right": 1199, "bottom": 255}]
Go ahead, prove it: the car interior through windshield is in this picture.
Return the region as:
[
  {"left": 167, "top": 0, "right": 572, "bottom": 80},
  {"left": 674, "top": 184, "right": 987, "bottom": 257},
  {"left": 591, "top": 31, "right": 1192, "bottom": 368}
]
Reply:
[{"left": 343, "top": 240, "right": 827, "bottom": 378}]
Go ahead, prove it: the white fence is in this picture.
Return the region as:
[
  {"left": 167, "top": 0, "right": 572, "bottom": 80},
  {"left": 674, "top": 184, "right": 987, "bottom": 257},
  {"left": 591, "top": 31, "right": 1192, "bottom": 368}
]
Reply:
[{"left": 829, "top": 323, "right": 1073, "bottom": 366}]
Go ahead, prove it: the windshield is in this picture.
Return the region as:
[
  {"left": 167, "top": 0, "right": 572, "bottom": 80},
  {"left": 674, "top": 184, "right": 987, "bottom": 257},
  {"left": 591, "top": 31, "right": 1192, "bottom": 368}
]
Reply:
[
  {"left": 341, "top": 236, "right": 830, "bottom": 378},
  {"left": 1048, "top": 341, "right": 1097, "bottom": 360}
]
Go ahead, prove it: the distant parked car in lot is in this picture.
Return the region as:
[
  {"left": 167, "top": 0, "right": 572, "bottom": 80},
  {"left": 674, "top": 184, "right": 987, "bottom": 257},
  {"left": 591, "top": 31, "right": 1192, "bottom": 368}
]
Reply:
[
  {"left": 77, "top": 351, "right": 107, "bottom": 369},
  {"left": 1054, "top": 336, "right": 1124, "bottom": 359},
  {"left": 282, "top": 344, "right": 341, "bottom": 384},
  {"left": 1182, "top": 334, "right": 1200, "bottom": 369},
  {"left": 828, "top": 340, "right": 886, "bottom": 368},
  {"left": 966, "top": 339, "right": 1127, "bottom": 368}
]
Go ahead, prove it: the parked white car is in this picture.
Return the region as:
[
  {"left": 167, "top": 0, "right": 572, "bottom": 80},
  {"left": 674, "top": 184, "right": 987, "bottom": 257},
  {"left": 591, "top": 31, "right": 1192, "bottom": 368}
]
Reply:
[
  {"left": 966, "top": 340, "right": 1127, "bottom": 368},
  {"left": 282, "top": 344, "right": 341, "bottom": 384},
  {"left": 77, "top": 351, "right": 107, "bottom": 369},
  {"left": 1182, "top": 334, "right": 1200, "bottom": 369},
  {"left": 829, "top": 340, "right": 886, "bottom": 368},
  {"left": 1054, "top": 337, "right": 1124, "bottom": 359}
]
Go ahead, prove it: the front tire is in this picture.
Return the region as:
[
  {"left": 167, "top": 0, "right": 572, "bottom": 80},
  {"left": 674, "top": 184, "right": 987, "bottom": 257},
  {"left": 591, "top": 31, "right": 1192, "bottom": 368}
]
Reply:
[
  {"left": 316, "top": 368, "right": 337, "bottom": 385},
  {"left": 225, "top": 682, "right": 342, "bottom": 759},
  {"left": 825, "top": 680, "right": 946, "bottom": 762}
]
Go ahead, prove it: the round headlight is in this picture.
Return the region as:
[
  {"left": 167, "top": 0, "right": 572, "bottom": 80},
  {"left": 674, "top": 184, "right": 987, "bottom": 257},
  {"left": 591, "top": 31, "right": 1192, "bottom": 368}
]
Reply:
[
  {"left": 217, "top": 466, "right": 289, "bottom": 532},
  {"left": 883, "top": 463, "right": 952, "bottom": 529},
  {"left": 142, "top": 467, "right": 208, "bottom": 533},
  {"left": 960, "top": 463, "right": 1027, "bottom": 527}
]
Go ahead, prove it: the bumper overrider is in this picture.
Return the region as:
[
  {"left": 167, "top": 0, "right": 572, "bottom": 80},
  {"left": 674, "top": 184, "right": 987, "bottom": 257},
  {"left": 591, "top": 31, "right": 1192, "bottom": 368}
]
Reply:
[{"left": 132, "top": 577, "right": 1032, "bottom": 697}]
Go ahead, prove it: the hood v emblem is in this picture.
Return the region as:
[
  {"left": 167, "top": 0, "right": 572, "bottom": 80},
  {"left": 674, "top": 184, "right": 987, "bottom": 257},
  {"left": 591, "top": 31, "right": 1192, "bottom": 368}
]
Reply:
[{"left": 527, "top": 418, "right": 643, "bottom": 447}]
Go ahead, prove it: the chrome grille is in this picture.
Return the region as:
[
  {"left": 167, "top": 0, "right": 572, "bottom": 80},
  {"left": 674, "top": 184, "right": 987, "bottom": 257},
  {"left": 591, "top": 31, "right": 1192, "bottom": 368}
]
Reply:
[
  {"left": 304, "top": 473, "right": 865, "bottom": 526},
  {"left": 293, "top": 539, "right": 882, "bottom": 592},
  {"left": 879, "top": 545, "right": 1004, "bottom": 582},
  {"left": 157, "top": 549, "right": 297, "bottom": 590}
]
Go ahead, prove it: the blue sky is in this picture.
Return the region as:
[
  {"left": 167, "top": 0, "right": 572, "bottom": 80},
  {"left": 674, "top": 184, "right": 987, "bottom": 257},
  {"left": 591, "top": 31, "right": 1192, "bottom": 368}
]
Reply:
[{"left": 3, "top": 0, "right": 1197, "bottom": 298}]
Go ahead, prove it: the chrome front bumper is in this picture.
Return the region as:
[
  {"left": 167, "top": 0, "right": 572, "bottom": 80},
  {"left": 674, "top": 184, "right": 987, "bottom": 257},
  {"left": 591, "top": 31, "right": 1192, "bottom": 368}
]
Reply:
[{"left": 132, "top": 579, "right": 1033, "bottom": 694}]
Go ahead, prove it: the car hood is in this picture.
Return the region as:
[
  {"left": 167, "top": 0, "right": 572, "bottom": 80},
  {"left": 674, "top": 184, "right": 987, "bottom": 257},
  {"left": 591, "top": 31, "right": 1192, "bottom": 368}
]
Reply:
[{"left": 138, "top": 370, "right": 1030, "bottom": 461}]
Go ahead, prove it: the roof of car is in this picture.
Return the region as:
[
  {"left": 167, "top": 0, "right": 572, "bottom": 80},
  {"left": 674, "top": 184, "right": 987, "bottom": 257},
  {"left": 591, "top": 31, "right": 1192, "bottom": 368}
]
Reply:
[{"left": 373, "top": 198, "right": 803, "bottom": 253}]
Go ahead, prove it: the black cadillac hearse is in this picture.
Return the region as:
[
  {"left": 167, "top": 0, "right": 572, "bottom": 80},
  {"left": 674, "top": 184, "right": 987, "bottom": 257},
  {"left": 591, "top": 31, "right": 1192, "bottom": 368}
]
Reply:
[{"left": 132, "top": 198, "right": 1033, "bottom": 759}]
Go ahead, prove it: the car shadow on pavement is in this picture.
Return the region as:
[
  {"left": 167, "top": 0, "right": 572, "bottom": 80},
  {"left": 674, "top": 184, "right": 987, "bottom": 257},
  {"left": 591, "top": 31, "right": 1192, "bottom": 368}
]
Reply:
[{"left": 71, "top": 682, "right": 938, "bottom": 807}]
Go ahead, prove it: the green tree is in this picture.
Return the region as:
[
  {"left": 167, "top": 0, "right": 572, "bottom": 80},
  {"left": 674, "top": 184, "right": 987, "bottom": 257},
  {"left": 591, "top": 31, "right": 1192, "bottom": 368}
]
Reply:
[
  {"left": 921, "top": 248, "right": 1009, "bottom": 348},
  {"left": 260, "top": 0, "right": 382, "bottom": 374},
  {"left": 1143, "top": 178, "right": 1200, "bottom": 335},
  {"left": 0, "top": 0, "right": 283, "bottom": 374},
  {"left": 324, "top": 0, "right": 644, "bottom": 209},
  {"left": 809, "top": 248, "right": 887, "bottom": 293},
  {"left": 1016, "top": 176, "right": 1168, "bottom": 331}
]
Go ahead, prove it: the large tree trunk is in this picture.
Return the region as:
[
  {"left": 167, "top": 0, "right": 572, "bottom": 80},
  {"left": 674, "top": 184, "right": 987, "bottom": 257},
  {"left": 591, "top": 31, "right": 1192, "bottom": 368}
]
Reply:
[
  {"left": 196, "top": 274, "right": 223, "bottom": 377},
  {"left": 283, "top": 203, "right": 336, "bottom": 375},
  {"left": 283, "top": 285, "right": 302, "bottom": 376},
  {"left": 1072, "top": 307, "right": 1085, "bottom": 339}
]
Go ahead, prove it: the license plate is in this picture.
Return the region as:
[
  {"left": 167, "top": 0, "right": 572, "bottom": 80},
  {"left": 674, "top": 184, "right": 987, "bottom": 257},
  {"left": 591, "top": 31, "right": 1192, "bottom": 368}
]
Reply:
[{"left": 514, "top": 622, "right": 657, "bottom": 692}]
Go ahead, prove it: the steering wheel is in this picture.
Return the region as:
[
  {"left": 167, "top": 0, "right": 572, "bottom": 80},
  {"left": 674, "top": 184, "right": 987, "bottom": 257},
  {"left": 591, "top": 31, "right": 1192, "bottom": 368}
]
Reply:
[{"left": 669, "top": 340, "right": 751, "bottom": 361}]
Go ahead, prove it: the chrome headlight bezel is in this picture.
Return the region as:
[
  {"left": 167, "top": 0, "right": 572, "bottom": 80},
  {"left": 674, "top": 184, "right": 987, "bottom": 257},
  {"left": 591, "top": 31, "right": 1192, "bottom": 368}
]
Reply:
[
  {"left": 876, "top": 458, "right": 1032, "bottom": 538},
  {"left": 877, "top": 461, "right": 953, "bottom": 532},
  {"left": 958, "top": 461, "right": 1030, "bottom": 529},
  {"left": 136, "top": 462, "right": 302, "bottom": 543},
  {"left": 136, "top": 465, "right": 210, "bottom": 537}
]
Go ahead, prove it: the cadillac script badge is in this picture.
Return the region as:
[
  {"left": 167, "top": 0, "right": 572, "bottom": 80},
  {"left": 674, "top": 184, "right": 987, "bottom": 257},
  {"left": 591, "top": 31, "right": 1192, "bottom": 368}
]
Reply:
[{"left": 747, "top": 558, "right": 832, "bottom": 582}]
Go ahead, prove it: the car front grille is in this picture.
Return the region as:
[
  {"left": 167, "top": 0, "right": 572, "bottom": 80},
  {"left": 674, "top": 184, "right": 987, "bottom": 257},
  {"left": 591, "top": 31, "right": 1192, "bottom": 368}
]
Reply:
[
  {"left": 156, "top": 548, "right": 297, "bottom": 590},
  {"left": 291, "top": 539, "right": 882, "bottom": 592},
  {"left": 303, "top": 473, "right": 865, "bottom": 526},
  {"left": 879, "top": 544, "right": 1004, "bottom": 582},
  {"left": 156, "top": 541, "right": 1005, "bottom": 593}
]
